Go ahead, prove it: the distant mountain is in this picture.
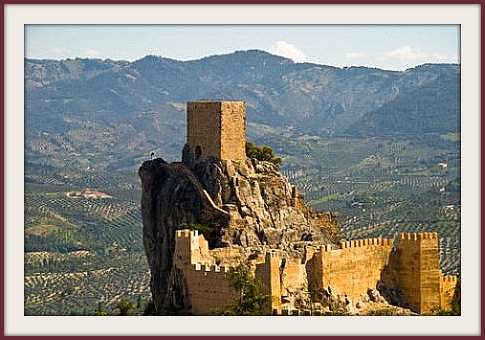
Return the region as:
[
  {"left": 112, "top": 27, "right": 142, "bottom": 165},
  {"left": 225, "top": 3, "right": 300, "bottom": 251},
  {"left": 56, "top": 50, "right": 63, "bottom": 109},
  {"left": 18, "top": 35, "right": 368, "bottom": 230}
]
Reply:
[
  {"left": 346, "top": 64, "right": 460, "bottom": 137},
  {"left": 24, "top": 50, "right": 460, "bottom": 171}
]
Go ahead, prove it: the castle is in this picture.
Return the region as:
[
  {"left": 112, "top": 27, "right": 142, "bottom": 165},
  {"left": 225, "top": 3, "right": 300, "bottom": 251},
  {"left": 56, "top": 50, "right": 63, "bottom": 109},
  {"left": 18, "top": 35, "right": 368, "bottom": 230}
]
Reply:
[
  {"left": 143, "top": 101, "right": 458, "bottom": 315},
  {"left": 174, "top": 229, "right": 457, "bottom": 315}
]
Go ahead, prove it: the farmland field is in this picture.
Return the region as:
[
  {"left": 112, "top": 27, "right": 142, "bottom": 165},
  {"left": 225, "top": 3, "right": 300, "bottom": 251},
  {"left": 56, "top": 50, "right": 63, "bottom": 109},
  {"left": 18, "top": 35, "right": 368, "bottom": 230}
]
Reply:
[
  {"left": 24, "top": 168, "right": 151, "bottom": 315},
  {"left": 24, "top": 132, "right": 461, "bottom": 315}
]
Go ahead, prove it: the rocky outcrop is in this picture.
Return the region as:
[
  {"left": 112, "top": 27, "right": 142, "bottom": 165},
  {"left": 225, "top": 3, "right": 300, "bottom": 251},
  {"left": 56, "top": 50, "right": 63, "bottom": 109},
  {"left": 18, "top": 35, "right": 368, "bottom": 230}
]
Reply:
[{"left": 139, "top": 155, "right": 340, "bottom": 314}]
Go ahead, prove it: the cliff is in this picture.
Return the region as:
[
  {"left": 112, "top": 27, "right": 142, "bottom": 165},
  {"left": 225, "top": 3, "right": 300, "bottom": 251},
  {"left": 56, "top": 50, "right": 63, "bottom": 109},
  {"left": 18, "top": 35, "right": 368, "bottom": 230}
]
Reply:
[{"left": 138, "top": 155, "right": 340, "bottom": 314}]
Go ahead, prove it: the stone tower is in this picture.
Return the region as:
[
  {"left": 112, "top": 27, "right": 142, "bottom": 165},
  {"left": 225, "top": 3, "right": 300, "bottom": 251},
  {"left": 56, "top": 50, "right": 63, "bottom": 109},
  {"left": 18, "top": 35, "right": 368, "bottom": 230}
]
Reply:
[
  {"left": 396, "top": 232, "right": 441, "bottom": 313},
  {"left": 186, "top": 101, "right": 246, "bottom": 162}
]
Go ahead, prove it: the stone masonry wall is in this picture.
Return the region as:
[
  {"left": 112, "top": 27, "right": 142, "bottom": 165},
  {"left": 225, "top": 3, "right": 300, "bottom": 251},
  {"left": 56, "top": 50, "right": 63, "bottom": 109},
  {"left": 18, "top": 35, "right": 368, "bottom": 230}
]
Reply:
[
  {"left": 396, "top": 232, "right": 442, "bottom": 314},
  {"left": 186, "top": 101, "right": 246, "bottom": 162},
  {"left": 173, "top": 230, "right": 457, "bottom": 315},
  {"left": 187, "top": 102, "right": 222, "bottom": 161},
  {"left": 220, "top": 101, "right": 246, "bottom": 161},
  {"left": 309, "top": 238, "right": 394, "bottom": 302},
  {"left": 255, "top": 252, "right": 282, "bottom": 314},
  {"left": 186, "top": 263, "right": 238, "bottom": 315},
  {"left": 174, "top": 230, "right": 238, "bottom": 315},
  {"left": 440, "top": 275, "right": 458, "bottom": 310}
]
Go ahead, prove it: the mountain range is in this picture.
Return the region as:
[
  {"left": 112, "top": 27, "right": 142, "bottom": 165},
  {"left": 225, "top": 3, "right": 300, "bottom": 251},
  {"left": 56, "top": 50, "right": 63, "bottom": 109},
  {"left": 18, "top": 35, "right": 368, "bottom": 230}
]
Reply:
[{"left": 25, "top": 50, "right": 460, "bottom": 171}]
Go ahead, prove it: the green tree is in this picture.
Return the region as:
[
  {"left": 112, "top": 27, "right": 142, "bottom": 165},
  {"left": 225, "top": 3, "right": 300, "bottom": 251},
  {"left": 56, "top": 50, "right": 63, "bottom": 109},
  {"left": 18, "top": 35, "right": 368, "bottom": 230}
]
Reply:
[
  {"left": 246, "top": 142, "right": 283, "bottom": 167},
  {"left": 217, "top": 263, "right": 271, "bottom": 316},
  {"left": 94, "top": 310, "right": 110, "bottom": 316},
  {"left": 116, "top": 298, "right": 135, "bottom": 316}
]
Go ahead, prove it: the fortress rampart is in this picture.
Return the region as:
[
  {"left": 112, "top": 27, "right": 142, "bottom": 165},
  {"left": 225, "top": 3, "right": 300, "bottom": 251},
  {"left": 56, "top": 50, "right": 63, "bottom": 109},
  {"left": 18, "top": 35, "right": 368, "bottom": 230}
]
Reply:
[
  {"left": 396, "top": 232, "right": 441, "bottom": 313},
  {"left": 185, "top": 263, "right": 237, "bottom": 315},
  {"left": 440, "top": 275, "right": 459, "bottom": 309},
  {"left": 309, "top": 237, "right": 394, "bottom": 305},
  {"left": 174, "top": 229, "right": 458, "bottom": 315}
]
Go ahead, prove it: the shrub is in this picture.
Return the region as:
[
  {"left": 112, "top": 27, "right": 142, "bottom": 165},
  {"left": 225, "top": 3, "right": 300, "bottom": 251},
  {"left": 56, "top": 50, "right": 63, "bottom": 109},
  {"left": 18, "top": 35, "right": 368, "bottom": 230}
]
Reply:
[
  {"left": 246, "top": 142, "right": 282, "bottom": 167},
  {"left": 179, "top": 223, "right": 211, "bottom": 238},
  {"left": 216, "top": 263, "right": 270, "bottom": 316},
  {"left": 116, "top": 298, "right": 135, "bottom": 316}
]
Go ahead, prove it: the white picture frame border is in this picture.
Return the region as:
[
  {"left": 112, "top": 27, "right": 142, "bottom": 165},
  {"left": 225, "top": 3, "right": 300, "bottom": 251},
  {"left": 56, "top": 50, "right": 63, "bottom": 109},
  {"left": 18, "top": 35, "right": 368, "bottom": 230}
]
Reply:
[{"left": 5, "top": 3, "right": 480, "bottom": 336}]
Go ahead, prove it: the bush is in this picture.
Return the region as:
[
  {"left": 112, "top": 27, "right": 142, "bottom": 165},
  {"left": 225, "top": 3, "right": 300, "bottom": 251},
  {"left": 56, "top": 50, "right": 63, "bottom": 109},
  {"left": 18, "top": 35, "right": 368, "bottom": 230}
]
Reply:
[
  {"left": 216, "top": 263, "right": 270, "bottom": 315},
  {"left": 116, "top": 298, "right": 135, "bottom": 316},
  {"left": 179, "top": 223, "right": 211, "bottom": 238},
  {"left": 246, "top": 142, "right": 282, "bottom": 167}
]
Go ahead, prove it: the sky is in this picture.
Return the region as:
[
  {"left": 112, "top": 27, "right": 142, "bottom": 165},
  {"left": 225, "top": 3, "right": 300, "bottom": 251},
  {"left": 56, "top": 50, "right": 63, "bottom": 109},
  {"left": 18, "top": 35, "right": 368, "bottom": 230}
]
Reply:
[{"left": 25, "top": 25, "right": 459, "bottom": 71}]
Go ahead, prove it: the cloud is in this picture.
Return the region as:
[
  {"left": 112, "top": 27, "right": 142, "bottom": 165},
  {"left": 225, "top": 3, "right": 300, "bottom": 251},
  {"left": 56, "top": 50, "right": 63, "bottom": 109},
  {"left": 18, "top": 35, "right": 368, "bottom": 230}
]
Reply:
[
  {"left": 385, "top": 46, "right": 428, "bottom": 60},
  {"left": 83, "top": 48, "right": 103, "bottom": 58},
  {"left": 270, "top": 41, "right": 307, "bottom": 63},
  {"left": 345, "top": 51, "right": 368, "bottom": 59}
]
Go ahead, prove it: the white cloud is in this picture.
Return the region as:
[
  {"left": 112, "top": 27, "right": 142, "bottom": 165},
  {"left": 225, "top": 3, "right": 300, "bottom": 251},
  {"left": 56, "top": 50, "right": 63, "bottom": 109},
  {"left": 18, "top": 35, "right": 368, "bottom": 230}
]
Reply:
[
  {"left": 270, "top": 41, "right": 307, "bottom": 63},
  {"left": 345, "top": 51, "right": 368, "bottom": 59},
  {"left": 83, "top": 48, "right": 103, "bottom": 58},
  {"left": 385, "top": 46, "right": 427, "bottom": 60}
]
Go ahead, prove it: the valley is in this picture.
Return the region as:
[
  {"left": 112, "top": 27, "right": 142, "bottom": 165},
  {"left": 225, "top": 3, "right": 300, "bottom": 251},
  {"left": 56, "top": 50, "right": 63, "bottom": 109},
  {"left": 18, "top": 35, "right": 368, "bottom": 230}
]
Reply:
[{"left": 23, "top": 51, "right": 461, "bottom": 315}]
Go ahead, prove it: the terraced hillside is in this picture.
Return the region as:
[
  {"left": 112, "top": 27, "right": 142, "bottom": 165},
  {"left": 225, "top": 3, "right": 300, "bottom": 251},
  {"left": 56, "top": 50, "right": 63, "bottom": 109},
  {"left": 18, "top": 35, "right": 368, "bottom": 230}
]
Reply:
[{"left": 24, "top": 168, "right": 151, "bottom": 315}]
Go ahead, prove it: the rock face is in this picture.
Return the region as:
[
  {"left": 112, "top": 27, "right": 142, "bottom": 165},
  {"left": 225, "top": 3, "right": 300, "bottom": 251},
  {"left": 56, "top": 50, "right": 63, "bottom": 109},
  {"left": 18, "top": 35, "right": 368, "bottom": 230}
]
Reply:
[{"left": 139, "top": 155, "right": 340, "bottom": 314}]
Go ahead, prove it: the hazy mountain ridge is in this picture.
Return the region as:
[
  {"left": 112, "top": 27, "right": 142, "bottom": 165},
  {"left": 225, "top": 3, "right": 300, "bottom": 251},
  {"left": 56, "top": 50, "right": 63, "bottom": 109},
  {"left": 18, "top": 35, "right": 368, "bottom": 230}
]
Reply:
[
  {"left": 25, "top": 51, "right": 459, "bottom": 173},
  {"left": 346, "top": 65, "right": 460, "bottom": 137}
]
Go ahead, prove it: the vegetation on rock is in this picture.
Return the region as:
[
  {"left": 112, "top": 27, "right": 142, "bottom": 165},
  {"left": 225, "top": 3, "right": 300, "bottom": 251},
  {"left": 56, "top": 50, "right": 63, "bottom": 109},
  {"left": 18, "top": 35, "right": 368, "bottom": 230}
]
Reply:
[
  {"left": 246, "top": 142, "right": 282, "bottom": 167},
  {"left": 179, "top": 223, "right": 211, "bottom": 238}
]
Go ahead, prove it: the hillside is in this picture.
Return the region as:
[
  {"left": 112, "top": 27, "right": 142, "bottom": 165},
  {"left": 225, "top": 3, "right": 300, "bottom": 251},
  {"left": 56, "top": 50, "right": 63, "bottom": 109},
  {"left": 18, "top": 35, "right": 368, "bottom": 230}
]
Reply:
[
  {"left": 346, "top": 64, "right": 460, "bottom": 137},
  {"left": 24, "top": 50, "right": 461, "bottom": 315},
  {"left": 25, "top": 51, "right": 459, "bottom": 170}
]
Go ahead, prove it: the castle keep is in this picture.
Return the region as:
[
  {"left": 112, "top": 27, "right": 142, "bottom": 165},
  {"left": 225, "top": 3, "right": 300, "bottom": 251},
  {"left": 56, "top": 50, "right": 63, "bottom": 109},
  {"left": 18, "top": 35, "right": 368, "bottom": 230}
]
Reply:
[{"left": 186, "top": 101, "right": 246, "bottom": 161}]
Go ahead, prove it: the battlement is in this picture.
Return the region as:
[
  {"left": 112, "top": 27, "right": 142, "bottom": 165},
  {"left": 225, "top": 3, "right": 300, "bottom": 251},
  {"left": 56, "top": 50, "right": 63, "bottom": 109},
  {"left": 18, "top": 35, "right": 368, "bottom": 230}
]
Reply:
[
  {"left": 337, "top": 237, "right": 393, "bottom": 249},
  {"left": 176, "top": 229, "right": 199, "bottom": 239},
  {"left": 441, "top": 275, "right": 458, "bottom": 284},
  {"left": 172, "top": 227, "right": 456, "bottom": 315},
  {"left": 192, "top": 263, "right": 230, "bottom": 273},
  {"left": 320, "top": 244, "right": 334, "bottom": 252},
  {"left": 399, "top": 232, "right": 438, "bottom": 240},
  {"left": 266, "top": 251, "right": 280, "bottom": 258}
]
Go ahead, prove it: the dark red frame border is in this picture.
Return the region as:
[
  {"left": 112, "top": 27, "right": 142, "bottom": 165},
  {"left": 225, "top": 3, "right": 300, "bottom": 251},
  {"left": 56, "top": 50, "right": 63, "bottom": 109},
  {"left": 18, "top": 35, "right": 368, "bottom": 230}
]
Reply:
[{"left": 2, "top": 1, "right": 481, "bottom": 339}]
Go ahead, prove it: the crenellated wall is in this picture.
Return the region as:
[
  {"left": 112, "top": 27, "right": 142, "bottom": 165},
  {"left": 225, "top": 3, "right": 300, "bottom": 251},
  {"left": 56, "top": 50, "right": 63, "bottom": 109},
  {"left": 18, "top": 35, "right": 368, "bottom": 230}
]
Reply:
[
  {"left": 174, "top": 229, "right": 239, "bottom": 315},
  {"left": 173, "top": 229, "right": 458, "bottom": 315},
  {"left": 396, "top": 232, "right": 454, "bottom": 314},
  {"left": 309, "top": 238, "right": 394, "bottom": 302},
  {"left": 185, "top": 263, "right": 238, "bottom": 315},
  {"left": 440, "top": 275, "right": 458, "bottom": 310}
]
